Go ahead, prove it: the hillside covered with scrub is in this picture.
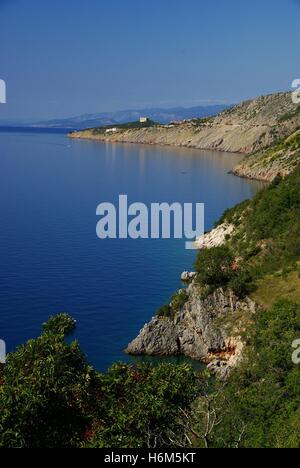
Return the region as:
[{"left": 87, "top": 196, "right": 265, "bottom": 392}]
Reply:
[{"left": 2, "top": 165, "right": 300, "bottom": 448}]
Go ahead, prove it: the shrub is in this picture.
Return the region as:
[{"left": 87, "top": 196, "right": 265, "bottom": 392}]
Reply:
[
  {"left": 228, "top": 270, "right": 255, "bottom": 298},
  {"left": 0, "top": 315, "right": 206, "bottom": 449},
  {"left": 0, "top": 315, "right": 95, "bottom": 448},
  {"left": 195, "top": 246, "right": 235, "bottom": 289},
  {"left": 43, "top": 313, "right": 76, "bottom": 336},
  {"left": 86, "top": 362, "right": 203, "bottom": 448},
  {"left": 171, "top": 290, "right": 188, "bottom": 311},
  {"left": 156, "top": 290, "right": 188, "bottom": 319},
  {"left": 156, "top": 304, "right": 172, "bottom": 318},
  {"left": 203, "top": 300, "right": 300, "bottom": 448}
]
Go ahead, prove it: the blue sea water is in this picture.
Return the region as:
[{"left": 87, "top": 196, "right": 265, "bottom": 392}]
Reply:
[{"left": 0, "top": 129, "right": 263, "bottom": 371}]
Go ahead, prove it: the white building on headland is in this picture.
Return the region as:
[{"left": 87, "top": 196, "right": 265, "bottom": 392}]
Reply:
[
  {"left": 105, "top": 128, "right": 118, "bottom": 134},
  {"left": 139, "top": 117, "right": 149, "bottom": 123}
]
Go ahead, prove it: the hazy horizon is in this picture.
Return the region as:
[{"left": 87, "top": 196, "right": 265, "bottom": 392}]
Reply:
[{"left": 1, "top": 0, "right": 300, "bottom": 121}]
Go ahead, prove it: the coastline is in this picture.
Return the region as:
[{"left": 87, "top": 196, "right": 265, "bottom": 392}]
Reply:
[
  {"left": 67, "top": 90, "right": 300, "bottom": 373},
  {"left": 69, "top": 91, "right": 300, "bottom": 183}
]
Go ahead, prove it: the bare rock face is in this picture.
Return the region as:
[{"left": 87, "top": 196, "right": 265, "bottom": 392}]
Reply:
[
  {"left": 181, "top": 271, "right": 197, "bottom": 283},
  {"left": 125, "top": 279, "right": 256, "bottom": 377},
  {"left": 194, "top": 223, "right": 235, "bottom": 249}
]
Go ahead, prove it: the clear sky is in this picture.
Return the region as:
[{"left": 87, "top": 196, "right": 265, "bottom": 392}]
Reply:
[{"left": 0, "top": 0, "right": 300, "bottom": 122}]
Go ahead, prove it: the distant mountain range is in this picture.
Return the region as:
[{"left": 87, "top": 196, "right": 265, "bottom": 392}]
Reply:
[{"left": 3, "top": 104, "right": 231, "bottom": 130}]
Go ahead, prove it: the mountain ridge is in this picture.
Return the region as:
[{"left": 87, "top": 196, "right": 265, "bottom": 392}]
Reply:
[{"left": 6, "top": 104, "right": 230, "bottom": 130}]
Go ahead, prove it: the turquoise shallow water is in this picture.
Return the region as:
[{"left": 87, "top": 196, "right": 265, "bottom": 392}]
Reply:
[{"left": 0, "top": 129, "right": 263, "bottom": 370}]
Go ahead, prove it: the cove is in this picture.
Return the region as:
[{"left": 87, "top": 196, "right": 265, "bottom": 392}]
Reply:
[{"left": 0, "top": 129, "right": 264, "bottom": 371}]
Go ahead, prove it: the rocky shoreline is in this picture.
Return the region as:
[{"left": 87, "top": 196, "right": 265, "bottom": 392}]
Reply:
[
  {"left": 125, "top": 277, "right": 256, "bottom": 379},
  {"left": 70, "top": 91, "right": 300, "bottom": 376},
  {"left": 125, "top": 223, "right": 256, "bottom": 379}
]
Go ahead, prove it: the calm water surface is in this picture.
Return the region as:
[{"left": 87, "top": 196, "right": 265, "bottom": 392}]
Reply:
[{"left": 0, "top": 130, "right": 264, "bottom": 370}]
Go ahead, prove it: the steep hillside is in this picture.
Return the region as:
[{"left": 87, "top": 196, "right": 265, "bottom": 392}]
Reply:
[
  {"left": 126, "top": 165, "right": 300, "bottom": 376},
  {"left": 70, "top": 92, "right": 300, "bottom": 172}
]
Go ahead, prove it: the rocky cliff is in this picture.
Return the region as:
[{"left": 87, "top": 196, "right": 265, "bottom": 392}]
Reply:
[
  {"left": 125, "top": 278, "right": 256, "bottom": 379},
  {"left": 70, "top": 92, "right": 300, "bottom": 182}
]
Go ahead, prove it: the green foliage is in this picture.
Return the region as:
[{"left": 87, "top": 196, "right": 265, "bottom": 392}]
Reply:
[
  {"left": 215, "top": 165, "right": 300, "bottom": 285},
  {"left": 0, "top": 315, "right": 204, "bottom": 448},
  {"left": 243, "top": 171, "right": 300, "bottom": 242},
  {"left": 43, "top": 313, "right": 76, "bottom": 336},
  {"left": 279, "top": 105, "right": 300, "bottom": 122},
  {"left": 156, "top": 304, "right": 172, "bottom": 318},
  {"left": 195, "top": 246, "right": 235, "bottom": 290},
  {"left": 216, "top": 199, "right": 250, "bottom": 227},
  {"left": 228, "top": 270, "right": 254, "bottom": 298},
  {"left": 192, "top": 117, "right": 213, "bottom": 126},
  {"left": 4, "top": 158, "right": 300, "bottom": 449},
  {"left": 86, "top": 362, "right": 203, "bottom": 448},
  {"left": 171, "top": 290, "right": 188, "bottom": 311},
  {"left": 190, "top": 166, "right": 300, "bottom": 447},
  {"left": 196, "top": 300, "right": 300, "bottom": 448},
  {"left": 0, "top": 315, "right": 95, "bottom": 448},
  {"left": 91, "top": 120, "right": 158, "bottom": 134},
  {"left": 156, "top": 290, "right": 188, "bottom": 319}
]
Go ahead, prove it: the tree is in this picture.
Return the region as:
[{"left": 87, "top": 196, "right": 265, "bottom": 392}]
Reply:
[
  {"left": 0, "top": 314, "right": 96, "bottom": 448},
  {"left": 195, "top": 246, "right": 234, "bottom": 290},
  {"left": 86, "top": 362, "right": 203, "bottom": 448},
  {"left": 0, "top": 314, "right": 205, "bottom": 449},
  {"left": 198, "top": 301, "right": 300, "bottom": 448}
]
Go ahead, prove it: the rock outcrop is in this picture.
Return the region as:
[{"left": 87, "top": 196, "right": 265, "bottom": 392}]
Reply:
[
  {"left": 181, "top": 271, "right": 197, "bottom": 283},
  {"left": 194, "top": 223, "right": 235, "bottom": 249},
  {"left": 125, "top": 278, "right": 256, "bottom": 379}
]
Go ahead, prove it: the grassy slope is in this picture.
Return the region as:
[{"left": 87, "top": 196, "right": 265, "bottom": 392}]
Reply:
[{"left": 216, "top": 165, "right": 300, "bottom": 303}]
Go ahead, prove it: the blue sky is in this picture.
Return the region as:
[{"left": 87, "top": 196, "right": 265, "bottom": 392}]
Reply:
[{"left": 0, "top": 0, "right": 300, "bottom": 121}]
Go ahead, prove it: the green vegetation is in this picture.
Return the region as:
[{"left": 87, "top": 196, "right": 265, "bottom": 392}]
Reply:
[
  {"left": 195, "top": 245, "right": 254, "bottom": 298},
  {"left": 3, "top": 162, "right": 300, "bottom": 448},
  {"left": 189, "top": 165, "right": 300, "bottom": 447},
  {"left": 0, "top": 314, "right": 94, "bottom": 448},
  {"left": 195, "top": 246, "right": 234, "bottom": 290},
  {"left": 91, "top": 119, "right": 158, "bottom": 135},
  {"left": 192, "top": 117, "right": 213, "bottom": 126},
  {"left": 231, "top": 169, "right": 300, "bottom": 279},
  {"left": 252, "top": 268, "right": 300, "bottom": 309},
  {"left": 196, "top": 165, "right": 300, "bottom": 303},
  {"left": 193, "top": 300, "right": 300, "bottom": 448},
  {"left": 156, "top": 290, "right": 188, "bottom": 319},
  {"left": 279, "top": 105, "right": 300, "bottom": 122},
  {"left": 87, "top": 362, "right": 202, "bottom": 448},
  {"left": 171, "top": 290, "right": 188, "bottom": 311},
  {"left": 236, "top": 130, "right": 300, "bottom": 177},
  {"left": 2, "top": 301, "right": 300, "bottom": 448},
  {"left": 0, "top": 314, "right": 203, "bottom": 448},
  {"left": 156, "top": 304, "right": 172, "bottom": 318}
]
